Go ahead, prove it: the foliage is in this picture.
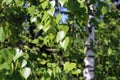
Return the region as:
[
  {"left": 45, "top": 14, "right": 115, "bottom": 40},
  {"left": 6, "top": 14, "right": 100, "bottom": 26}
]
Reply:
[{"left": 0, "top": 0, "right": 120, "bottom": 80}]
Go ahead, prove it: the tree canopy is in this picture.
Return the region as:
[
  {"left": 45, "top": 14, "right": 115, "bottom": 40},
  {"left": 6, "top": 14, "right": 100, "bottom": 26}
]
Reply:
[{"left": 0, "top": 0, "right": 120, "bottom": 80}]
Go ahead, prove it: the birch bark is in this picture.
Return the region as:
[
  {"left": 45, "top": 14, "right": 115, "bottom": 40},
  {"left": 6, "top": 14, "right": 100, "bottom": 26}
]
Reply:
[{"left": 83, "top": 1, "right": 95, "bottom": 80}]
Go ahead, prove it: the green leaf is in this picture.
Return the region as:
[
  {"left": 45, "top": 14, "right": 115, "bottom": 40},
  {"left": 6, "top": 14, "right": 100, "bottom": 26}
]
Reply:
[
  {"left": 14, "top": 0, "right": 24, "bottom": 7},
  {"left": 36, "top": 23, "right": 43, "bottom": 30},
  {"left": 102, "top": 6, "right": 107, "bottom": 15},
  {"left": 0, "top": 48, "right": 15, "bottom": 64},
  {"left": 30, "top": 16, "right": 37, "bottom": 23},
  {"left": 0, "top": 22, "right": 9, "bottom": 42},
  {"left": 60, "top": 37, "right": 69, "bottom": 50},
  {"left": 72, "top": 69, "right": 81, "bottom": 76},
  {"left": 56, "top": 14, "right": 62, "bottom": 24},
  {"left": 13, "top": 48, "right": 24, "bottom": 62},
  {"left": 57, "top": 25, "right": 69, "bottom": 33},
  {"left": 41, "top": 1, "right": 48, "bottom": 9},
  {"left": 43, "top": 20, "right": 51, "bottom": 32},
  {"left": 27, "top": 6, "right": 36, "bottom": 14},
  {"left": 0, "top": 62, "right": 10, "bottom": 70},
  {"left": 50, "top": 0, "right": 56, "bottom": 8},
  {"left": 64, "top": 62, "right": 76, "bottom": 73},
  {"left": 58, "top": 0, "right": 68, "bottom": 6},
  {"left": 20, "top": 67, "right": 31, "bottom": 79},
  {"left": 40, "top": 59, "right": 47, "bottom": 65},
  {"left": 0, "top": 27, "right": 6, "bottom": 42},
  {"left": 32, "top": 39, "right": 39, "bottom": 44},
  {"left": 47, "top": 8, "right": 55, "bottom": 16},
  {"left": 42, "top": 13, "right": 49, "bottom": 22},
  {"left": 56, "top": 31, "right": 65, "bottom": 42},
  {"left": 41, "top": 77, "right": 45, "bottom": 80},
  {"left": 6, "top": 0, "right": 12, "bottom": 4},
  {"left": 21, "top": 59, "right": 27, "bottom": 68},
  {"left": 2, "top": 0, "right": 12, "bottom": 5},
  {"left": 47, "top": 69, "right": 52, "bottom": 76}
]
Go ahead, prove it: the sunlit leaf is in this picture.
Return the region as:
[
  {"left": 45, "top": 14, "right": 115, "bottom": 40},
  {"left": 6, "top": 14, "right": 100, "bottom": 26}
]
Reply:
[
  {"left": 21, "top": 59, "right": 27, "bottom": 68},
  {"left": 27, "top": 6, "right": 36, "bottom": 14},
  {"left": 50, "top": 0, "right": 56, "bottom": 8},
  {"left": 58, "top": 0, "right": 68, "bottom": 6},
  {"left": 64, "top": 62, "right": 76, "bottom": 73},
  {"left": 36, "top": 23, "right": 43, "bottom": 30},
  {"left": 56, "top": 14, "right": 62, "bottom": 24},
  {"left": 30, "top": 16, "right": 37, "bottom": 23},
  {"left": 42, "top": 13, "right": 49, "bottom": 22},
  {"left": 57, "top": 25, "right": 69, "bottom": 33},
  {"left": 56, "top": 31, "right": 65, "bottom": 42},
  {"left": 47, "top": 69, "right": 52, "bottom": 76},
  {"left": 43, "top": 20, "right": 51, "bottom": 32},
  {"left": 60, "top": 37, "right": 69, "bottom": 50},
  {"left": 41, "top": 0, "right": 48, "bottom": 9},
  {"left": 47, "top": 8, "right": 55, "bottom": 16},
  {"left": 20, "top": 67, "right": 31, "bottom": 79},
  {"left": 13, "top": 48, "right": 23, "bottom": 62}
]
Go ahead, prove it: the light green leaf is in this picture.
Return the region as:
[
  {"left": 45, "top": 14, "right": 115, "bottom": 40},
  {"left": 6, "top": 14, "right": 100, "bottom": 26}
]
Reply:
[
  {"left": 47, "top": 69, "right": 52, "bottom": 76},
  {"left": 56, "top": 14, "right": 62, "bottom": 24},
  {"left": 32, "top": 39, "right": 39, "bottom": 44},
  {"left": 40, "top": 59, "right": 47, "bottom": 65},
  {"left": 0, "top": 48, "right": 15, "bottom": 64},
  {"left": 0, "top": 27, "right": 6, "bottom": 42},
  {"left": 60, "top": 37, "right": 69, "bottom": 50},
  {"left": 42, "top": 13, "right": 49, "bottom": 22},
  {"left": 56, "top": 66, "right": 61, "bottom": 73},
  {"left": 58, "top": 0, "right": 68, "bottom": 6},
  {"left": 102, "top": 6, "right": 107, "bottom": 15},
  {"left": 21, "top": 59, "right": 27, "bottom": 68},
  {"left": 56, "top": 31, "right": 65, "bottom": 42},
  {"left": 6, "top": 0, "right": 12, "bottom": 4},
  {"left": 0, "top": 62, "right": 10, "bottom": 70},
  {"left": 41, "top": 77, "right": 45, "bottom": 80},
  {"left": 43, "top": 20, "right": 51, "bottom": 32},
  {"left": 57, "top": 25, "right": 69, "bottom": 33},
  {"left": 72, "top": 69, "right": 81, "bottom": 76},
  {"left": 41, "top": 0, "right": 48, "bottom": 9},
  {"left": 108, "top": 48, "right": 112, "bottom": 55},
  {"left": 47, "top": 8, "right": 55, "bottom": 16},
  {"left": 77, "top": 0, "right": 85, "bottom": 3},
  {"left": 14, "top": 0, "right": 24, "bottom": 7},
  {"left": 64, "top": 62, "right": 76, "bottom": 73},
  {"left": 20, "top": 67, "right": 31, "bottom": 79},
  {"left": 13, "top": 48, "right": 23, "bottom": 62},
  {"left": 36, "top": 23, "right": 43, "bottom": 30},
  {"left": 27, "top": 6, "right": 36, "bottom": 14},
  {"left": 50, "top": 0, "right": 56, "bottom": 8},
  {"left": 2, "top": 0, "right": 12, "bottom": 5},
  {"left": 30, "top": 16, "right": 37, "bottom": 23}
]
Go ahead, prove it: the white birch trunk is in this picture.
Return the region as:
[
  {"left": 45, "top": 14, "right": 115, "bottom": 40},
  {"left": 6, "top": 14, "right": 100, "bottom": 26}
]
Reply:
[
  {"left": 83, "top": 25, "right": 94, "bottom": 80},
  {"left": 83, "top": 1, "right": 95, "bottom": 80}
]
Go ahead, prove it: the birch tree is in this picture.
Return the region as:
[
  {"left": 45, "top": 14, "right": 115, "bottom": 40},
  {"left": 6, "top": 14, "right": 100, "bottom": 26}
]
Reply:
[{"left": 83, "top": 0, "right": 95, "bottom": 80}]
